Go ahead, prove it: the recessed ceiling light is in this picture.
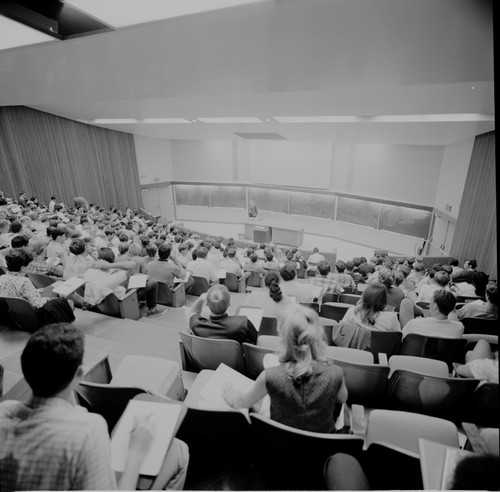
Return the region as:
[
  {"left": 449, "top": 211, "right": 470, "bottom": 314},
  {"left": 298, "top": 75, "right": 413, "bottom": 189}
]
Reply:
[{"left": 196, "top": 117, "right": 262, "bottom": 123}]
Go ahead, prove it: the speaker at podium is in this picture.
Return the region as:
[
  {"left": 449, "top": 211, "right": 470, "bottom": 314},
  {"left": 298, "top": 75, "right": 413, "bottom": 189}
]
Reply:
[{"left": 254, "top": 226, "right": 271, "bottom": 243}]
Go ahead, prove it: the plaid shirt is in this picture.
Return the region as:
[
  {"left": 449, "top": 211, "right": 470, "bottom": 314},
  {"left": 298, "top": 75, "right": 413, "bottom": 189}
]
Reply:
[
  {"left": 25, "top": 258, "right": 64, "bottom": 278},
  {"left": 0, "top": 396, "right": 117, "bottom": 491}
]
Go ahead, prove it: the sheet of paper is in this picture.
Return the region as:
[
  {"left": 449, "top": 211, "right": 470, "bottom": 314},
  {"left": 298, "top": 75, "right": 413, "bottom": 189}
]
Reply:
[
  {"left": 128, "top": 274, "right": 148, "bottom": 289},
  {"left": 216, "top": 269, "right": 227, "bottom": 279},
  {"left": 238, "top": 306, "right": 263, "bottom": 332},
  {"left": 174, "top": 271, "right": 191, "bottom": 283},
  {"left": 51, "top": 277, "right": 85, "bottom": 297},
  {"left": 198, "top": 363, "right": 255, "bottom": 410},
  {"left": 110, "top": 400, "right": 182, "bottom": 476},
  {"left": 440, "top": 447, "right": 473, "bottom": 489}
]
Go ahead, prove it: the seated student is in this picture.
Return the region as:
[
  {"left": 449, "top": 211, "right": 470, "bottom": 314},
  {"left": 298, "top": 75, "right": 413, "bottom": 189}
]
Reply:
[
  {"left": 244, "top": 253, "right": 267, "bottom": 276},
  {"left": 219, "top": 247, "right": 246, "bottom": 277},
  {"left": 262, "top": 250, "right": 281, "bottom": 272},
  {"left": 186, "top": 246, "right": 218, "bottom": 284},
  {"left": 412, "top": 270, "right": 450, "bottom": 304},
  {"left": 46, "top": 227, "right": 68, "bottom": 266},
  {"left": 304, "top": 260, "right": 342, "bottom": 296},
  {"left": 222, "top": 304, "right": 348, "bottom": 433},
  {"left": 187, "top": 284, "right": 258, "bottom": 345},
  {"left": 342, "top": 283, "right": 400, "bottom": 332},
  {"left": 401, "top": 290, "right": 464, "bottom": 339},
  {"left": 328, "top": 260, "right": 357, "bottom": 290},
  {"left": 25, "top": 239, "right": 64, "bottom": 277},
  {"left": 245, "top": 271, "right": 294, "bottom": 317},
  {"left": 63, "top": 238, "right": 96, "bottom": 279},
  {"left": 455, "top": 339, "right": 498, "bottom": 383},
  {"left": 280, "top": 263, "right": 323, "bottom": 303},
  {"left": 451, "top": 258, "right": 478, "bottom": 283},
  {"left": 345, "top": 260, "right": 365, "bottom": 284},
  {"left": 0, "top": 323, "right": 189, "bottom": 491},
  {"left": 378, "top": 268, "right": 405, "bottom": 311},
  {"left": 456, "top": 282, "right": 498, "bottom": 320}
]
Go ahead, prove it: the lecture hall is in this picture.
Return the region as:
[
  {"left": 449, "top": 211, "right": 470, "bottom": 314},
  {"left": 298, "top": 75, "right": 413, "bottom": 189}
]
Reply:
[{"left": 0, "top": 0, "right": 497, "bottom": 490}]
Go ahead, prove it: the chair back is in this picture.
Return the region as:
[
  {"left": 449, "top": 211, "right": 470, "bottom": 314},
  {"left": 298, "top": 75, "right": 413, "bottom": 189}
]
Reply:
[
  {"left": 387, "top": 369, "right": 480, "bottom": 423},
  {"left": 400, "top": 334, "right": 467, "bottom": 371},
  {"left": 27, "top": 272, "right": 58, "bottom": 289},
  {"left": 388, "top": 355, "right": 449, "bottom": 378},
  {"left": 461, "top": 317, "right": 497, "bottom": 336},
  {"left": 325, "top": 346, "right": 374, "bottom": 364},
  {"left": 242, "top": 343, "right": 276, "bottom": 379},
  {"left": 2, "top": 297, "right": 40, "bottom": 332},
  {"left": 246, "top": 271, "right": 263, "bottom": 287},
  {"left": 156, "top": 280, "right": 186, "bottom": 307},
  {"left": 83, "top": 354, "right": 112, "bottom": 383},
  {"left": 178, "top": 331, "right": 245, "bottom": 373},
  {"left": 321, "top": 293, "right": 338, "bottom": 303},
  {"left": 467, "top": 382, "right": 499, "bottom": 428},
  {"left": 333, "top": 360, "right": 390, "bottom": 407},
  {"left": 190, "top": 276, "right": 211, "bottom": 296},
  {"left": 320, "top": 302, "right": 351, "bottom": 322},
  {"left": 225, "top": 272, "right": 241, "bottom": 292},
  {"left": 249, "top": 413, "right": 364, "bottom": 490},
  {"left": 338, "top": 293, "right": 361, "bottom": 305},
  {"left": 355, "top": 283, "right": 368, "bottom": 292},
  {"left": 75, "top": 382, "right": 146, "bottom": 432},
  {"left": 368, "top": 330, "right": 402, "bottom": 360},
  {"left": 256, "top": 335, "right": 280, "bottom": 350},
  {"left": 258, "top": 316, "right": 278, "bottom": 336}
]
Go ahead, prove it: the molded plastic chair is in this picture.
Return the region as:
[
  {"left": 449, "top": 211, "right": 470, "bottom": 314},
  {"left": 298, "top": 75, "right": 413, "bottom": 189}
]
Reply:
[
  {"left": 156, "top": 280, "right": 186, "bottom": 307},
  {"left": 400, "top": 334, "right": 467, "bottom": 371},
  {"left": 355, "top": 283, "right": 368, "bottom": 292},
  {"left": 178, "top": 331, "right": 245, "bottom": 374},
  {"left": 321, "top": 293, "right": 338, "bottom": 304},
  {"left": 190, "top": 276, "right": 211, "bottom": 296},
  {"left": 256, "top": 335, "right": 280, "bottom": 350},
  {"left": 325, "top": 346, "right": 375, "bottom": 364},
  {"left": 467, "top": 382, "right": 499, "bottom": 428},
  {"left": 333, "top": 360, "right": 390, "bottom": 407},
  {"left": 368, "top": 330, "right": 402, "bottom": 361},
  {"left": 258, "top": 316, "right": 278, "bottom": 336},
  {"left": 225, "top": 272, "right": 246, "bottom": 293},
  {"left": 242, "top": 342, "right": 276, "bottom": 379},
  {"left": 249, "top": 413, "right": 364, "bottom": 490},
  {"left": 338, "top": 293, "right": 361, "bottom": 305},
  {"left": 246, "top": 271, "right": 264, "bottom": 288},
  {"left": 461, "top": 317, "right": 498, "bottom": 336},
  {"left": 27, "top": 272, "right": 59, "bottom": 289},
  {"left": 1, "top": 296, "right": 40, "bottom": 332},
  {"left": 92, "top": 289, "right": 141, "bottom": 320},
  {"left": 388, "top": 355, "right": 449, "bottom": 377},
  {"left": 320, "top": 302, "right": 352, "bottom": 322},
  {"left": 386, "top": 369, "right": 480, "bottom": 423}
]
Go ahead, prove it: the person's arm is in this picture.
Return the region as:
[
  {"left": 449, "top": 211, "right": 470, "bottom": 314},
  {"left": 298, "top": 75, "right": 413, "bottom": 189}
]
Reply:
[
  {"left": 336, "top": 379, "right": 348, "bottom": 404},
  {"left": 455, "top": 363, "right": 474, "bottom": 378},
  {"left": 222, "top": 371, "right": 268, "bottom": 409},
  {"left": 98, "top": 260, "right": 136, "bottom": 272},
  {"left": 188, "top": 292, "right": 207, "bottom": 319}
]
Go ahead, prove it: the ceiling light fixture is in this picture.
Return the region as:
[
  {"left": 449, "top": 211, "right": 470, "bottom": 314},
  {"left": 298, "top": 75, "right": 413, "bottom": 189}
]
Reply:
[{"left": 196, "top": 117, "right": 263, "bottom": 123}]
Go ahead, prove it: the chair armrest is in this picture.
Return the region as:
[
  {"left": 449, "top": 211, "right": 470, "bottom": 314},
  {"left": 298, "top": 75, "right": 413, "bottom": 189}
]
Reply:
[
  {"left": 378, "top": 353, "right": 388, "bottom": 365},
  {"left": 350, "top": 404, "right": 367, "bottom": 435},
  {"left": 118, "top": 288, "right": 141, "bottom": 320},
  {"left": 237, "top": 276, "right": 246, "bottom": 293},
  {"left": 171, "top": 282, "right": 186, "bottom": 307}
]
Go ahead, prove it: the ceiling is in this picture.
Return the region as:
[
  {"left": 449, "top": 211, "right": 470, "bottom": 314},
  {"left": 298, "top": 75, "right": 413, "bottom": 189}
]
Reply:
[{"left": 0, "top": 0, "right": 495, "bottom": 145}]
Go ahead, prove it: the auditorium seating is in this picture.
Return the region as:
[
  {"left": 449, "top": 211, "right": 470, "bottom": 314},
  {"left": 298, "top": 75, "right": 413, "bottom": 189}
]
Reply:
[
  {"left": 190, "top": 276, "right": 212, "bottom": 296},
  {"left": 0, "top": 297, "right": 40, "bottom": 332},
  {"left": 320, "top": 302, "right": 352, "bottom": 322},
  {"left": 388, "top": 355, "right": 449, "bottom": 377},
  {"left": 91, "top": 288, "right": 141, "bottom": 320},
  {"left": 156, "top": 280, "right": 186, "bottom": 307},
  {"left": 242, "top": 342, "right": 277, "bottom": 379},
  {"left": 224, "top": 272, "right": 246, "bottom": 293},
  {"left": 461, "top": 317, "right": 497, "bottom": 336}
]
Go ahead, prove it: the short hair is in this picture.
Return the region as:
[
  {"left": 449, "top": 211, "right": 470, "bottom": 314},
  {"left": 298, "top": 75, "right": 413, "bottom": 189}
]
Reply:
[
  {"left": 118, "top": 242, "right": 129, "bottom": 255},
  {"left": 280, "top": 263, "right": 297, "bottom": 281},
  {"left": 317, "top": 260, "right": 331, "bottom": 276},
  {"left": 466, "top": 259, "right": 477, "bottom": 269},
  {"left": 451, "top": 454, "right": 499, "bottom": 490},
  {"left": 352, "top": 257, "right": 361, "bottom": 267},
  {"left": 128, "top": 243, "right": 142, "bottom": 256},
  {"left": 6, "top": 248, "right": 31, "bottom": 271},
  {"left": 440, "top": 264, "right": 453, "bottom": 275},
  {"left": 145, "top": 244, "right": 157, "bottom": 258},
  {"left": 335, "top": 260, "right": 346, "bottom": 273},
  {"left": 313, "top": 247, "right": 319, "bottom": 253},
  {"left": 414, "top": 263, "right": 424, "bottom": 272},
  {"left": 9, "top": 221, "right": 22, "bottom": 234},
  {"left": 98, "top": 247, "right": 115, "bottom": 263},
  {"left": 360, "top": 256, "right": 367, "bottom": 263},
  {"left": 206, "top": 284, "right": 230, "bottom": 315},
  {"left": 196, "top": 246, "right": 208, "bottom": 259},
  {"left": 158, "top": 243, "right": 172, "bottom": 260},
  {"left": 250, "top": 253, "right": 258, "bottom": 263},
  {"left": 393, "top": 270, "right": 404, "bottom": 287},
  {"left": 432, "top": 290, "right": 456, "bottom": 315},
  {"left": 345, "top": 260, "right": 354, "bottom": 272},
  {"left": 69, "top": 238, "right": 85, "bottom": 255},
  {"left": 434, "top": 271, "right": 450, "bottom": 287},
  {"left": 118, "top": 233, "right": 129, "bottom": 242},
  {"left": 28, "top": 239, "right": 46, "bottom": 257},
  {"left": 11, "top": 235, "right": 29, "bottom": 248},
  {"left": 265, "top": 271, "right": 282, "bottom": 302},
  {"left": 450, "top": 258, "right": 459, "bottom": 266},
  {"left": 50, "top": 228, "right": 66, "bottom": 241},
  {"left": 485, "top": 282, "right": 498, "bottom": 306},
  {"left": 378, "top": 268, "right": 394, "bottom": 288},
  {"left": 104, "top": 227, "right": 115, "bottom": 236},
  {"left": 21, "top": 323, "right": 84, "bottom": 397}
]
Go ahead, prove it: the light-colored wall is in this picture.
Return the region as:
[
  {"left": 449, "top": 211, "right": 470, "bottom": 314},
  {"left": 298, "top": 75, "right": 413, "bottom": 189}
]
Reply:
[{"left": 134, "top": 135, "right": 173, "bottom": 185}]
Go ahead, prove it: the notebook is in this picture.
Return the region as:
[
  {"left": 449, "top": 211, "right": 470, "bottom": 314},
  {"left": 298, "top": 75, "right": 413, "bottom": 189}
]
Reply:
[
  {"left": 110, "top": 400, "right": 182, "bottom": 476},
  {"left": 128, "top": 274, "right": 148, "bottom": 289},
  {"left": 237, "top": 306, "right": 264, "bottom": 332},
  {"left": 51, "top": 277, "right": 85, "bottom": 297}
]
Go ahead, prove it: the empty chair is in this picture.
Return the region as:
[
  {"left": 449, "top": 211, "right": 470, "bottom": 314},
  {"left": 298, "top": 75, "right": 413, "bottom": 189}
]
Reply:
[
  {"left": 242, "top": 342, "right": 277, "bottom": 379},
  {"left": 332, "top": 360, "right": 390, "bottom": 407},
  {"left": 338, "top": 293, "right": 361, "bottom": 305},
  {"left": 325, "top": 346, "right": 374, "bottom": 364},
  {"left": 190, "top": 276, "right": 211, "bottom": 296},
  {"left": 368, "top": 330, "right": 402, "bottom": 362},
  {"left": 178, "top": 331, "right": 245, "bottom": 374},
  {"left": 467, "top": 382, "right": 499, "bottom": 428},
  {"left": 386, "top": 369, "right": 480, "bottom": 423},
  {"left": 1, "top": 296, "right": 40, "bottom": 332},
  {"left": 156, "top": 280, "right": 186, "bottom": 307},
  {"left": 321, "top": 293, "right": 338, "bottom": 304},
  {"left": 249, "top": 413, "right": 364, "bottom": 490},
  {"left": 320, "top": 302, "right": 352, "bottom": 322},
  {"left": 388, "top": 355, "right": 449, "bottom": 377},
  {"left": 400, "top": 334, "right": 467, "bottom": 371},
  {"left": 246, "top": 271, "right": 264, "bottom": 288},
  {"left": 461, "top": 317, "right": 498, "bottom": 336},
  {"left": 224, "top": 272, "right": 246, "bottom": 293}
]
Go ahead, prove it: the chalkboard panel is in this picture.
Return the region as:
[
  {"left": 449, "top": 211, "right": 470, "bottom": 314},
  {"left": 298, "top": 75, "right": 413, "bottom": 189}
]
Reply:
[
  {"left": 289, "top": 192, "right": 335, "bottom": 219},
  {"left": 247, "top": 187, "right": 289, "bottom": 214},
  {"left": 336, "top": 197, "right": 379, "bottom": 228},
  {"left": 379, "top": 204, "right": 432, "bottom": 239},
  {"left": 174, "top": 184, "right": 210, "bottom": 207},
  {"left": 210, "top": 186, "right": 246, "bottom": 208}
]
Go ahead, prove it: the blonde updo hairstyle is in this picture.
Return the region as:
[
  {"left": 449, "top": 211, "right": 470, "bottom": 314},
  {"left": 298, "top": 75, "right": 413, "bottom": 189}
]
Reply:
[{"left": 277, "top": 305, "right": 327, "bottom": 382}]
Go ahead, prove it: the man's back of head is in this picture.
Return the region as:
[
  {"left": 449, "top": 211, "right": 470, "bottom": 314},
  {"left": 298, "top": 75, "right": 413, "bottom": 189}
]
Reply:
[
  {"left": 206, "top": 284, "right": 230, "bottom": 315},
  {"left": 432, "top": 290, "right": 456, "bottom": 317}
]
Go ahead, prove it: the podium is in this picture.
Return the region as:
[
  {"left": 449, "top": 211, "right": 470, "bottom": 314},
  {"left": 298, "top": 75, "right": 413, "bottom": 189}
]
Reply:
[{"left": 254, "top": 226, "right": 271, "bottom": 243}]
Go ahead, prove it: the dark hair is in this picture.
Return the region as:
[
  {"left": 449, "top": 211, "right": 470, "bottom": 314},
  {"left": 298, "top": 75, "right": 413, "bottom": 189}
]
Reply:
[
  {"left": 485, "top": 282, "right": 498, "bottom": 306},
  {"left": 11, "top": 235, "right": 29, "bottom": 248},
  {"left": 98, "top": 247, "right": 115, "bottom": 263},
  {"left": 265, "top": 271, "right": 283, "bottom": 302},
  {"left": 50, "top": 228, "right": 66, "bottom": 241},
  {"left": 317, "top": 260, "right": 331, "bottom": 276},
  {"left": 451, "top": 454, "right": 499, "bottom": 490},
  {"left": 355, "top": 283, "right": 387, "bottom": 325},
  {"left": 9, "top": 221, "right": 22, "bottom": 234},
  {"left": 434, "top": 271, "right": 450, "bottom": 287},
  {"left": 250, "top": 253, "right": 258, "bottom": 263},
  {"left": 280, "top": 263, "right": 296, "bottom": 281},
  {"left": 69, "top": 238, "right": 85, "bottom": 256},
  {"left": 265, "top": 252, "right": 274, "bottom": 262},
  {"left": 345, "top": 260, "right": 354, "bottom": 272},
  {"left": 335, "top": 260, "right": 346, "bottom": 273},
  {"left": 21, "top": 323, "right": 84, "bottom": 397},
  {"left": 158, "top": 243, "right": 172, "bottom": 260},
  {"left": 6, "top": 248, "right": 32, "bottom": 271},
  {"left": 440, "top": 264, "right": 452, "bottom": 275},
  {"left": 466, "top": 259, "right": 477, "bottom": 270},
  {"left": 196, "top": 246, "right": 208, "bottom": 259},
  {"left": 378, "top": 268, "right": 394, "bottom": 288},
  {"left": 145, "top": 244, "right": 157, "bottom": 258},
  {"left": 432, "top": 290, "right": 456, "bottom": 315},
  {"left": 450, "top": 258, "right": 459, "bottom": 267}
]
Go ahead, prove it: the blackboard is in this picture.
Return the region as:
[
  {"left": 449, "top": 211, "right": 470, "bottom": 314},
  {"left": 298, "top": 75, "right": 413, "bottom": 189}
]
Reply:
[
  {"left": 336, "top": 197, "right": 379, "bottom": 228},
  {"left": 210, "top": 186, "right": 246, "bottom": 208},
  {"left": 379, "top": 204, "right": 432, "bottom": 239},
  {"left": 247, "top": 187, "right": 289, "bottom": 214},
  {"left": 174, "top": 184, "right": 210, "bottom": 207},
  {"left": 289, "top": 192, "right": 335, "bottom": 219}
]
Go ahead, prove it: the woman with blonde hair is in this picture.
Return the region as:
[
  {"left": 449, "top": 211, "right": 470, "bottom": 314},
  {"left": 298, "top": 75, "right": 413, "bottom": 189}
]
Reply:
[{"left": 222, "top": 304, "right": 347, "bottom": 432}]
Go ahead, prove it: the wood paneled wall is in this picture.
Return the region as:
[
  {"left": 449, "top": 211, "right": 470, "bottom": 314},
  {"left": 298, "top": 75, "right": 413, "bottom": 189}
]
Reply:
[
  {"left": 451, "top": 131, "right": 496, "bottom": 279},
  {"left": 0, "top": 106, "right": 142, "bottom": 211}
]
